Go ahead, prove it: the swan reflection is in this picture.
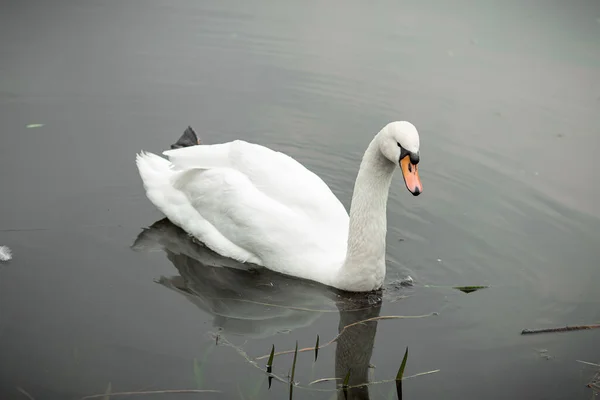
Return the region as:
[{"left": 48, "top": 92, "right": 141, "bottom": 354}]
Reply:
[{"left": 133, "top": 219, "right": 393, "bottom": 399}]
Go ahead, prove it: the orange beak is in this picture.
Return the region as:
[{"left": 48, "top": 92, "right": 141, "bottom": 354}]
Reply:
[{"left": 400, "top": 157, "right": 422, "bottom": 196}]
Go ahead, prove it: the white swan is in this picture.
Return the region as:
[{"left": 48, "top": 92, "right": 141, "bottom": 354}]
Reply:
[{"left": 136, "top": 121, "right": 422, "bottom": 292}]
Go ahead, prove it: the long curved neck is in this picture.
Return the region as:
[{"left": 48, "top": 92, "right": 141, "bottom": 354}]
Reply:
[{"left": 337, "top": 133, "right": 395, "bottom": 291}]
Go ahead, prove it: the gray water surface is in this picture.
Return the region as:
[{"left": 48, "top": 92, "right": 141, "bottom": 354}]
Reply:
[{"left": 1, "top": 0, "right": 599, "bottom": 399}]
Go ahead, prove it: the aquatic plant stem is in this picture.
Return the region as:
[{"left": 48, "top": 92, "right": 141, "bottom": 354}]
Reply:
[
  {"left": 256, "top": 313, "right": 438, "bottom": 361},
  {"left": 216, "top": 331, "right": 440, "bottom": 395}
]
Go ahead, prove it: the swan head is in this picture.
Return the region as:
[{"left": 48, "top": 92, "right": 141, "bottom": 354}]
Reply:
[{"left": 379, "top": 121, "right": 423, "bottom": 196}]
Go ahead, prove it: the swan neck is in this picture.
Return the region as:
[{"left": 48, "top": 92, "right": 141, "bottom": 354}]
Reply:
[{"left": 338, "top": 133, "right": 395, "bottom": 291}]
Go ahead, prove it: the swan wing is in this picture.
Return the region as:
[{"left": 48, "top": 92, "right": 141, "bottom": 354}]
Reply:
[
  {"left": 169, "top": 166, "right": 344, "bottom": 276},
  {"left": 162, "top": 140, "right": 348, "bottom": 224},
  {"left": 137, "top": 140, "right": 349, "bottom": 284}
]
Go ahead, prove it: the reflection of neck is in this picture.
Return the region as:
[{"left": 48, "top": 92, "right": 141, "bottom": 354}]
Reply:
[
  {"left": 337, "top": 132, "right": 396, "bottom": 291},
  {"left": 335, "top": 295, "right": 382, "bottom": 400}
]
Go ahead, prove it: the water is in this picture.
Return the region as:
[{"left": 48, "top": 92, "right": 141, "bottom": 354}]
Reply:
[{"left": 1, "top": 0, "right": 599, "bottom": 398}]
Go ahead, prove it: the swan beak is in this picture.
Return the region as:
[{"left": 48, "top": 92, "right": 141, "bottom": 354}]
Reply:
[{"left": 400, "top": 157, "right": 422, "bottom": 196}]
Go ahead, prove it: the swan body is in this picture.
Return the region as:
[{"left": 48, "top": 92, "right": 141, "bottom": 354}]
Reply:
[{"left": 136, "top": 121, "right": 422, "bottom": 292}]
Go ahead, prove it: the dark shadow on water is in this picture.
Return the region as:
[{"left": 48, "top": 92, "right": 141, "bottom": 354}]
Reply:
[{"left": 132, "top": 218, "right": 396, "bottom": 399}]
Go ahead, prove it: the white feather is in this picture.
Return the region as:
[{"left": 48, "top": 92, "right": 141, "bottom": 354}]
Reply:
[
  {"left": 136, "top": 121, "right": 421, "bottom": 292},
  {"left": 0, "top": 246, "right": 12, "bottom": 262}
]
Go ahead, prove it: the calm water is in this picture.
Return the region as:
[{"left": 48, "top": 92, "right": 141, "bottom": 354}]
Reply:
[{"left": 1, "top": 0, "right": 599, "bottom": 399}]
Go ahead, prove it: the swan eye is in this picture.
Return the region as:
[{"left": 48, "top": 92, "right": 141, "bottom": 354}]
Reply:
[{"left": 399, "top": 146, "right": 409, "bottom": 160}]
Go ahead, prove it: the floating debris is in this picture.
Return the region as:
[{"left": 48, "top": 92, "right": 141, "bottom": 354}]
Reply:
[
  {"left": 579, "top": 360, "right": 600, "bottom": 393},
  {"left": 521, "top": 324, "right": 600, "bottom": 335},
  {"left": 26, "top": 123, "right": 44, "bottom": 128},
  {"left": 453, "top": 285, "right": 489, "bottom": 294},
  {"left": 0, "top": 246, "right": 12, "bottom": 261},
  {"left": 536, "top": 348, "right": 553, "bottom": 360}
]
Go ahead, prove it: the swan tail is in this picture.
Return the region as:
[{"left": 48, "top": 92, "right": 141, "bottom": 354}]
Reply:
[
  {"left": 136, "top": 151, "right": 172, "bottom": 183},
  {"left": 170, "top": 126, "right": 201, "bottom": 149},
  {"left": 135, "top": 151, "right": 262, "bottom": 266},
  {"left": 135, "top": 151, "right": 196, "bottom": 234}
]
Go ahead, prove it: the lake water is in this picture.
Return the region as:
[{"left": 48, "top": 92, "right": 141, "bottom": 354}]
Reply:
[{"left": 1, "top": 0, "right": 599, "bottom": 399}]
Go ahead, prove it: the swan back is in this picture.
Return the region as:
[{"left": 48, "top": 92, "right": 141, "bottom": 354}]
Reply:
[{"left": 163, "top": 140, "right": 348, "bottom": 224}]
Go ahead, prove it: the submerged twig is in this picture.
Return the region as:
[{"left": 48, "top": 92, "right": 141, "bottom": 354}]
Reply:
[
  {"left": 576, "top": 360, "right": 600, "bottom": 368},
  {"left": 521, "top": 324, "right": 600, "bottom": 335},
  {"left": 80, "top": 389, "right": 220, "bottom": 399},
  {"left": 397, "top": 369, "right": 441, "bottom": 381},
  {"left": 330, "top": 369, "right": 441, "bottom": 390},
  {"left": 218, "top": 330, "right": 439, "bottom": 395},
  {"left": 102, "top": 382, "right": 112, "bottom": 400},
  {"left": 292, "top": 370, "right": 440, "bottom": 393},
  {"left": 216, "top": 335, "right": 289, "bottom": 385},
  {"left": 230, "top": 333, "right": 440, "bottom": 394},
  {"left": 256, "top": 313, "right": 437, "bottom": 361},
  {"left": 309, "top": 378, "right": 341, "bottom": 385}
]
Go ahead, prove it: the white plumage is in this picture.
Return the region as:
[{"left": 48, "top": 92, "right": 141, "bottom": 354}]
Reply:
[{"left": 136, "top": 121, "right": 422, "bottom": 292}]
